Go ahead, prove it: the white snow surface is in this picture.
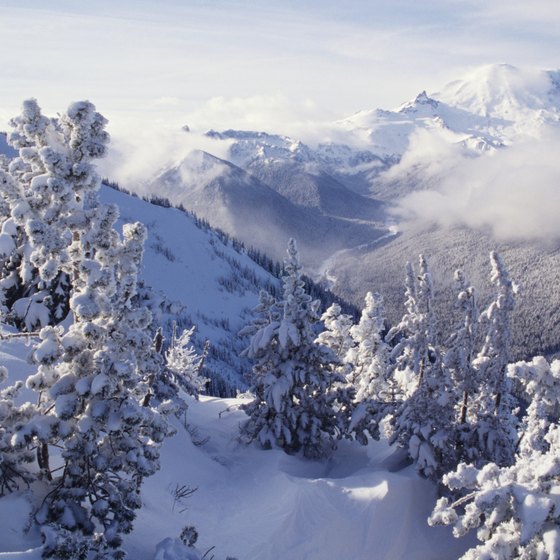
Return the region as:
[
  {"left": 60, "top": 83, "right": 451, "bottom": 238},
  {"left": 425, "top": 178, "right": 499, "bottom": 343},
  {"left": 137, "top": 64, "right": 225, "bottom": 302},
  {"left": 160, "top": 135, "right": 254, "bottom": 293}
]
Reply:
[{"left": 0, "top": 330, "right": 477, "bottom": 560}]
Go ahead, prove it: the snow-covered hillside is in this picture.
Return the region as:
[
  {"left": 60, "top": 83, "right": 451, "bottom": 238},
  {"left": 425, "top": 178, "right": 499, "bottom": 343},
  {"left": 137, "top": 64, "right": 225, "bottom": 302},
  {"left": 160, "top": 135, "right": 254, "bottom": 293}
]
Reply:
[
  {"left": 0, "top": 332, "right": 474, "bottom": 560},
  {"left": 101, "top": 183, "right": 281, "bottom": 393}
]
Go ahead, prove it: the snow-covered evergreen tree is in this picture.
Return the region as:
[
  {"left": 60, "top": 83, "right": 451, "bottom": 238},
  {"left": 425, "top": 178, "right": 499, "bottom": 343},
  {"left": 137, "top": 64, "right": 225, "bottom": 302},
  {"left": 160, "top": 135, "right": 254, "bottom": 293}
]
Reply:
[
  {"left": 16, "top": 220, "right": 170, "bottom": 559},
  {"left": 508, "top": 356, "right": 560, "bottom": 457},
  {"left": 469, "top": 251, "right": 518, "bottom": 467},
  {"left": 347, "top": 291, "right": 390, "bottom": 402},
  {"left": 444, "top": 270, "right": 480, "bottom": 462},
  {"left": 388, "top": 256, "right": 456, "bottom": 479},
  {"left": 316, "top": 303, "right": 354, "bottom": 366},
  {"left": 165, "top": 323, "right": 207, "bottom": 398},
  {"left": 2, "top": 101, "right": 171, "bottom": 559},
  {"left": 240, "top": 239, "right": 348, "bottom": 459},
  {"left": 0, "top": 99, "right": 109, "bottom": 330},
  {"left": 385, "top": 261, "right": 423, "bottom": 399},
  {"left": 430, "top": 423, "right": 560, "bottom": 559},
  {"left": 0, "top": 365, "right": 36, "bottom": 495}
]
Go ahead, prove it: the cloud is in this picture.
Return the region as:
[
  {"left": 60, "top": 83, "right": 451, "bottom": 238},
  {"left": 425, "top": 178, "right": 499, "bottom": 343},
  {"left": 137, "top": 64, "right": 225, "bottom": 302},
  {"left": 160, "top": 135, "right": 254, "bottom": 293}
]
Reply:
[
  {"left": 97, "top": 125, "right": 234, "bottom": 191},
  {"left": 391, "top": 126, "right": 560, "bottom": 242},
  {"left": 181, "top": 94, "right": 329, "bottom": 136}
]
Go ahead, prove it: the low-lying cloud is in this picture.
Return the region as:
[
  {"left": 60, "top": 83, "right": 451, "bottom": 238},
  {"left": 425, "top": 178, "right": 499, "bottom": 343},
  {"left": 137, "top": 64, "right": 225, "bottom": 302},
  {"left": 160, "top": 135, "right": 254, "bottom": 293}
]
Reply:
[{"left": 391, "top": 126, "right": 560, "bottom": 242}]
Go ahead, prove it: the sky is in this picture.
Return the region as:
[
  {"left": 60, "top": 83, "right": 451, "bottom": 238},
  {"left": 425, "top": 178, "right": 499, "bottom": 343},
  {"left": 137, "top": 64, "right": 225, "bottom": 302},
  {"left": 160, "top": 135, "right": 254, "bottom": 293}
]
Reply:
[{"left": 1, "top": 0, "right": 560, "bottom": 137}]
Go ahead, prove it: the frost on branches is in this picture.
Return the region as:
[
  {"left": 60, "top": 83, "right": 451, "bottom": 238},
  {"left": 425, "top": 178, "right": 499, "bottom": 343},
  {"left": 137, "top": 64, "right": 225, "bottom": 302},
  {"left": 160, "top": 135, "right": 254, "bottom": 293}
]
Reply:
[
  {"left": 430, "top": 423, "right": 560, "bottom": 560},
  {"left": 469, "top": 251, "right": 518, "bottom": 468},
  {"left": 346, "top": 291, "right": 390, "bottom": 403},
  {"left": 0, "top": 101, "right": 172, "bottom": 559},
  {"left": 240, "top": 239, "right": 350, "bottom": 459},
  {"left": 0, "top": 365, "right": 36, "bottom": 495},
  {"left": 0, "top": 99, "right": 109, "bottom": 331},
  {"left": 165, "top": 323, "right": 208, "bottom": 399},
  {"left": 388, "top": 256, "right": 456, "bottom": 479}
]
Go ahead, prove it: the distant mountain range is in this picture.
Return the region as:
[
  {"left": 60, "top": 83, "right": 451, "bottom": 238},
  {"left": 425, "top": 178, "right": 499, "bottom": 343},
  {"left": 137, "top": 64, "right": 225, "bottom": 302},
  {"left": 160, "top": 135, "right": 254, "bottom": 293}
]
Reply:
[
  {"left": 3, "top": 63, "right": 560, "bottom": 361},
  {"left": 137, "top": 64, "right": 560, "bottom": 359}
]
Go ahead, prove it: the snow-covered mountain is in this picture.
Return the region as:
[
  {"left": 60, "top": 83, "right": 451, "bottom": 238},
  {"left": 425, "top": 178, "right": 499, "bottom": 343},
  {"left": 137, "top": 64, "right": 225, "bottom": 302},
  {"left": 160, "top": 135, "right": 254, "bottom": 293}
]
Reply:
[
  {"left": 338, "top": 64, "right": 560, "bottom": 158},
  {"left": 101, "top": 182, "right": 281, "bottom": 394},
  {"left": 127, "top": 63, "right": 560, "bottom": 360},
  {"left": 148, "top": 149, "right": 387, "bottom": 266}
]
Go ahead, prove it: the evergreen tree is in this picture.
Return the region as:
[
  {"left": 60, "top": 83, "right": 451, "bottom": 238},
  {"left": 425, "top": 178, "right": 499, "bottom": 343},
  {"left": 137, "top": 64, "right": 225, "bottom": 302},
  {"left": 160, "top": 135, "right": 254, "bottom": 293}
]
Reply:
[
  {"left": 3, "top": 101, "right": 170, "bottom": 559},
  {"left": 444, "top": 270, "right": 480, "bottom": 462},
  {"left": 316, "top": 303, "right": 354, "bottom": 362},
  {"left": 508, "top": 356, "right": 560, "bottom": 457},
  {"left": 388, "top": 256, "right": 456, "bottom": 479},
  {"left": 240, "top": 239, "right": 348, "bottom": 459},
  {"left": 16, "top": 220, "right": 170, "bottom": 559},
  {"left": 0, "top": 99, "right": 109, "bottom": 330},
  {"left": 316, "top": 302, "right": 354, "bottom": 382},
  {"left": 165, "top": 323, "right": 207, "bottom": 399},
  {"left": 347, "top": 291, "right": 390, "bottom": 402},
  {"left": 470, "top": 251, "right": 518, "bottom": 467},
  {"left": 385, "top": 261, "right": 423, "bottom": 399},
  {"left": 430, "top": 422, "right": 560, "bottom": 559},
  {"left": 0, "top": 365, "right": 36, "bottom": 495}
]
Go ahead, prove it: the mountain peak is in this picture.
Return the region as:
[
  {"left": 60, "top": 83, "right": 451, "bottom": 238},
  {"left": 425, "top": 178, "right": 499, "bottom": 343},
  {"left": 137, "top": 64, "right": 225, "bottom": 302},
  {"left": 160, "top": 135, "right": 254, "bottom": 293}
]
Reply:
[
  {"left": 435, "top": 63, "right": 560, "bottom": 118},
  {"left": 397, "top": 90, "right": 440, "bottom": 114}
]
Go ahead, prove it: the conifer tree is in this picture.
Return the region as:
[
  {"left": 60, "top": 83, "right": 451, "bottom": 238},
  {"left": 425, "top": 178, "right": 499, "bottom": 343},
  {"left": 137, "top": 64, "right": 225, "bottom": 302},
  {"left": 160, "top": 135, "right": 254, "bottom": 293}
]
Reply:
[
  {"left": 430, "top": 422, "right": 560, "bottom": 559},
  {"left": 0, "top": 366, "right": 36, "bottom": 495},
  {"left": 316, "top": 303, "right": 354, "bottom": 362},
  {"left": 240, "top": 239, "right": 348, "bottom": 458},
  {"left": 388, "top": 256, "right": 456, "bottom": 479},
  {"left": 470, "top": 251, "right": 518, "bottom": 467},
  {"left": 165, "top": 323, "right": 207, "bottom": 399},
  {"left": 347, "top": 291, "right": 390, "bottom": 402},
  {"left": 4, "top": 101, "right": 170, "bottom": 559},
  {"left": 0, "top": 99, "right": 109, "bottom": 330},
  {"left": 508, "top": 356, "right": 560, "bottom": 457},
  {"left": 444, "top": 270, "right": 480, "bottom": 462}
]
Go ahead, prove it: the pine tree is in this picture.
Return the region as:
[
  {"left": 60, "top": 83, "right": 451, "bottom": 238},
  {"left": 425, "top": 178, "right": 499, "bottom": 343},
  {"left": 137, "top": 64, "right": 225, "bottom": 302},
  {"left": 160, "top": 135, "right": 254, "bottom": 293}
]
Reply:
[
  {"left": 470, "top": 251, "right": 518, "bottom": 467},
  {"left": 347, "top": 291, "right": 390, "bottom": 402},
  {"left": 444, "top": 270, "right": 480, "bottom": 462},
  {"left": 508, "top": 356, "right": 560, "bottom": 457},
  {"left": 240, "top": 239, "right": 348, "bottom": 459},
  {"left": 165, "top": 323, "right": 207, "bottom": 398},
  {"left": 388, "top": 256, "right": 456, "bottom": 479},
  {"left": 16, "top": 220, "right": 170, "bottom": 559},
  {"left": 429, "top": 423, "right": 560, "bottom": 559},
  {"left": 316, "top": 303, "right": 354, "bottom": 364},
  {"left": 0, "top": 99, "right": 109, "bottom": 330},
  {"left": 4, "top": 101, "right": 170, "bottom": 559},
  {"left": 0, "top": 365, "right": 36, "bottom": 495},
  {"left": 385, "top": 261, "right": 423, "bottom": 399}
]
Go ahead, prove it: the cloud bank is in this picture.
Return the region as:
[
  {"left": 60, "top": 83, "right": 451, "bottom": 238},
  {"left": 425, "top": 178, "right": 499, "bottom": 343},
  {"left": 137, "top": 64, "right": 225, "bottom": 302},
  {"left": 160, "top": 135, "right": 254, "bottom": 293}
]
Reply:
[{"left": 391, "top": 126, "right": 560, "bottom": 242}]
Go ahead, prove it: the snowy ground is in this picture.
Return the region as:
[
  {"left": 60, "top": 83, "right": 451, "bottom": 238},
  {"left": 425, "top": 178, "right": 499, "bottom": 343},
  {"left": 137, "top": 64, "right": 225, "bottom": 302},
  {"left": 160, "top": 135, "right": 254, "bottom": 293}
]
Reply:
[{"left": 0, "top": 325, "right": 475, "bottom": 560}]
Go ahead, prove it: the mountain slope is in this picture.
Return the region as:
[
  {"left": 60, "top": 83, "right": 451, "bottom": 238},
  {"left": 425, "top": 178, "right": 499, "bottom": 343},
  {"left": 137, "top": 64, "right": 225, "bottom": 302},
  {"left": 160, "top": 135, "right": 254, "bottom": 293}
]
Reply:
[
  {"left": 101, "top": 182, "right": 281, "bottom": 393},
  {"left": 148, "top": 149, "right": 386, "bottom": 266}
]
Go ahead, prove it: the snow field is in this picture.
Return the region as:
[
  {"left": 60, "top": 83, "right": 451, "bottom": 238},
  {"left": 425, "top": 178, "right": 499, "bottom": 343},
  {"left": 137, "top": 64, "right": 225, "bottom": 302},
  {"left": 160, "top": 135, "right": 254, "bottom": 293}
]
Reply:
[{"left": 126, "top": 396, "right": 475, "bottom": 560}]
